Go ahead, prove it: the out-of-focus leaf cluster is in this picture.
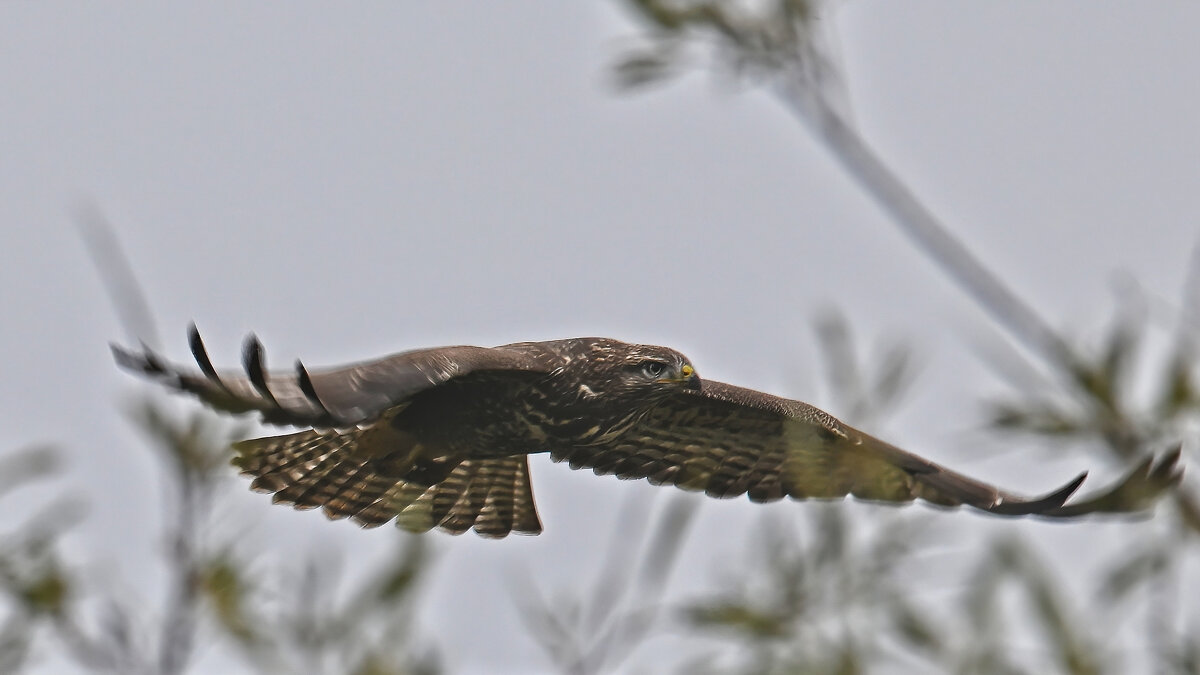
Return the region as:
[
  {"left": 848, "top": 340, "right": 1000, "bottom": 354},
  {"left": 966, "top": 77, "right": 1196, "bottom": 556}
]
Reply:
[
  {"left": 680, "top": 507, "right": 921, "bottom": 675},
  {"left": 0, "top": 447, "right": 76, "bottom": 672},
  {"left": 213, "top": 539, "right": 437, "bottom": 675},
  {"left": 518, "top": 493, "right": 699, "bottom": 675},
  {"left": 978, "top": 291, "right": 1200, "bottom": 671},
  {"left": 614, "top": 0, "right": 829, "bottom": 91},
  {"left": 813, "top": 310, "right": 915, "bottom": 428},
  {"left": 0, "top": 400, "right": 437, "bottom": 675},
  {"left": 672, "top": 457, "right": 1187, "bottom": 675},
  {"left": 988, "top": 298, "right": 1198, "bottom": 462}
]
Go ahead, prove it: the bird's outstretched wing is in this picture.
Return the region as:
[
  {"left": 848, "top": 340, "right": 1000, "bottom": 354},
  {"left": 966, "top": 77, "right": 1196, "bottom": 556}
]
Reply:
[
  {"left": 111, "top": 324, "right": 552, "bottom": 428},
  {"left": 553, "top": 380, "right": 1183, "bottom": 517}
]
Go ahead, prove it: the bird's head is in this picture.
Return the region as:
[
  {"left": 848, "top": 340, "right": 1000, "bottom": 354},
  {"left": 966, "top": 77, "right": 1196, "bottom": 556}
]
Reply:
[
  {"left": 621, "top": 344, "right": 700, "bottom": 391},
  {"left": 562, "top": 339, "right": 700, "bottom": 405}
]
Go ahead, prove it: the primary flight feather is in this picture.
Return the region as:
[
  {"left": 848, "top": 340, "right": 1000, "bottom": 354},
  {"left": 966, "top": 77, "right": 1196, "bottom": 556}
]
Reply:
[{"left": 111, "top": 325, "right": 1182, "bottom": 537}]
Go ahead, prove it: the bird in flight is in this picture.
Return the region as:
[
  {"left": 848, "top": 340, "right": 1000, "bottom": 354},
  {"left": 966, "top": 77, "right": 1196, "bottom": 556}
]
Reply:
[{"left": 112, "top": 326, "right": 1182, "bottom": 538}]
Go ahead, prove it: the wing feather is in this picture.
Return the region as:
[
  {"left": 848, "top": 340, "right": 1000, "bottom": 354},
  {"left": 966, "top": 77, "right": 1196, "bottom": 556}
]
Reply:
[
  {"left": 112, "top": 324, "right": 553, "bottom": 427},
  {"left": 556, "top": 379, "right": 1182, "bottom": 518},
  {"left": 233, "top": 428, "right": 543, "bottom": 537}
]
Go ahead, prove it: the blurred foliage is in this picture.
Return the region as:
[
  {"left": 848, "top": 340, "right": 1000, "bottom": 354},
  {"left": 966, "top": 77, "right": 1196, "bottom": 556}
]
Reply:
[
  {"left": 517, "top": 492, "right": 699, "bottom": 674},
  {"left": 680, "top": 507, "right": 923, "bottom": 675},
  {"left": 813, "top": 310, "right": 915, "bottom": 428},
  {"left": 0, "top": 446, "right": 76, "bottom": 673},
  {"left": 613, "top": 0, "right": 832, "bottom": 92},
  {"left": 0, "top": 401, "right": 436, "bottom": 675}
]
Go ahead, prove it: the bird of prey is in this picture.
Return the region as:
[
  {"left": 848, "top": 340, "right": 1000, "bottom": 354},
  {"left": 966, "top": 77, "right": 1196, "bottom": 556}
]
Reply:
[{"left": 112, "top": 326, "right": 1182, "bottom": 538}]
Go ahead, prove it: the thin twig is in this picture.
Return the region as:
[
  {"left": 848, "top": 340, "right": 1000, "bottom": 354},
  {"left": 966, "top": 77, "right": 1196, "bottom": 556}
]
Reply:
[
  {"left": 777, "top": 81, "right": 1078, "bottom": 377},
  {"left": 158, "top": 469, "right": 200, "bottom": 675},
  {"left": 74, "top": 202, "right": 163, "bottom": 352}
]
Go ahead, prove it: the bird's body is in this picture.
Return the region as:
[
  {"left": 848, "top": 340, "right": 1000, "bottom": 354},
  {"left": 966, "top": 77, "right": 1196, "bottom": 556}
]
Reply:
[{"left": 112, "top": 327, "right": 1182, "bottom": 537}]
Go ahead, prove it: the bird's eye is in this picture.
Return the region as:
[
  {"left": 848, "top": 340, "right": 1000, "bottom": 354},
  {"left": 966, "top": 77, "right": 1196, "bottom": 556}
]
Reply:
[{"left": 640, "top": 361, "right": 667, "bottom": 379}]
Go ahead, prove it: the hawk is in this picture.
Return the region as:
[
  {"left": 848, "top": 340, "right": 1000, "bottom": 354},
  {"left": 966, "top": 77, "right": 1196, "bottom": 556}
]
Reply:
[{"left": 112, "top": 326, "right": 1182, "bottom": 538}]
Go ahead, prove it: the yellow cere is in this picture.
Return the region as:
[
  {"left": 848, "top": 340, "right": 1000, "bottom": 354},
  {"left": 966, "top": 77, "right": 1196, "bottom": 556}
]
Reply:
[{"left": 681, "top": 364, "right": 695, "bottom": 378}]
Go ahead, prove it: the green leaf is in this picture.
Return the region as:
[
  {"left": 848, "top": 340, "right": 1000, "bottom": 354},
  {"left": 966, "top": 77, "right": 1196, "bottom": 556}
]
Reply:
[
  {"left": 20, "top": 570, "right": 67, "bottom": 615},
  {"left": 684, "top": 602, "right": 791, "bottom": 639},
  {"left": 200, "top": 556, "right": 258, "bottom": 646}
]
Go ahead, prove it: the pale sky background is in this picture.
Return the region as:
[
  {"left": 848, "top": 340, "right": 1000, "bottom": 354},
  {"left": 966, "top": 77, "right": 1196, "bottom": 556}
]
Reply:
[{"left": 1, "top": 2, "right": 1198, "bottom": 673}]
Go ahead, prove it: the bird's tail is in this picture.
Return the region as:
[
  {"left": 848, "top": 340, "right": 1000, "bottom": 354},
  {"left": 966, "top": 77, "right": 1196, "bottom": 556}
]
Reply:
[{"left": 232, "top": 429, "right": 543, "bottom": 537}]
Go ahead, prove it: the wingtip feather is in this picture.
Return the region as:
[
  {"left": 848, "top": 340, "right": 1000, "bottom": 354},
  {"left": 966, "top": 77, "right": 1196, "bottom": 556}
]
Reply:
[
  {"left": 241, "top": 333, "right": 277, "bottom": 403},
  {"left": 295, "top": 358, "right": 327, "bottom": 410},
  {"left": 188, "top": 323, "right": 220, "bottom": 382},
  {"left": 989, "top": 471, "right": 1087, "bottom": 516},
  {"left": 1152, "top": 445, "right": 1184, "bottom": 485}
]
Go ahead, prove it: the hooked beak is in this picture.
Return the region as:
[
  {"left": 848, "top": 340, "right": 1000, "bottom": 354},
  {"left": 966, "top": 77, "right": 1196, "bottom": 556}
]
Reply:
[{"left": 672, "top": 363, "right": 701, "bottom": 390}]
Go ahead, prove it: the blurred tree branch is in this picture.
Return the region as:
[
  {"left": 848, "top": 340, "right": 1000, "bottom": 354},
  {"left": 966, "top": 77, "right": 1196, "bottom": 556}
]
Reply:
[{"left": 614, "top": 0, "right": 1075, "bottom": 376}]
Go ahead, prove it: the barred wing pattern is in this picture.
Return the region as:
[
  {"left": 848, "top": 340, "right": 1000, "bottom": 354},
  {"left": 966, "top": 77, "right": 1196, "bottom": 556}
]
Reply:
[
  {"left": 553, "top": 380, "right": 1183, "bottom": 517},
  {"left": 235, "top": 428, "right": 542, "bottom": 537}
]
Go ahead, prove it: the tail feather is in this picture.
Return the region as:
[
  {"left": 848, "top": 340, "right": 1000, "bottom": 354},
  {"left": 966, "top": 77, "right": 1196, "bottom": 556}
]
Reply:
[
  {"left": 476, "top": 471, "right": 515, "bottom": 536},
  {"left": 397, "top": 456, "right": 542, "bottom": 537},
  {"left": 477, "top": 456, "right": 541, "bottom": 537},
  {"left": 430, "top": 462, "right": 477, "bottom": 531},
  {"left": 231, "top": 428, "right": 543, "bottom": 537},
  {"left": 438, "top": 464, "right": 490, "bottom": 535}
]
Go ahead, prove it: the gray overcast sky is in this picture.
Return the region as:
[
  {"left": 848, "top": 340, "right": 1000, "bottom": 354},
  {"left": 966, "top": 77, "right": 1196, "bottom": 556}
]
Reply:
[{"left": 2, "top": 2, "right": 1198, "bottom": 673}]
